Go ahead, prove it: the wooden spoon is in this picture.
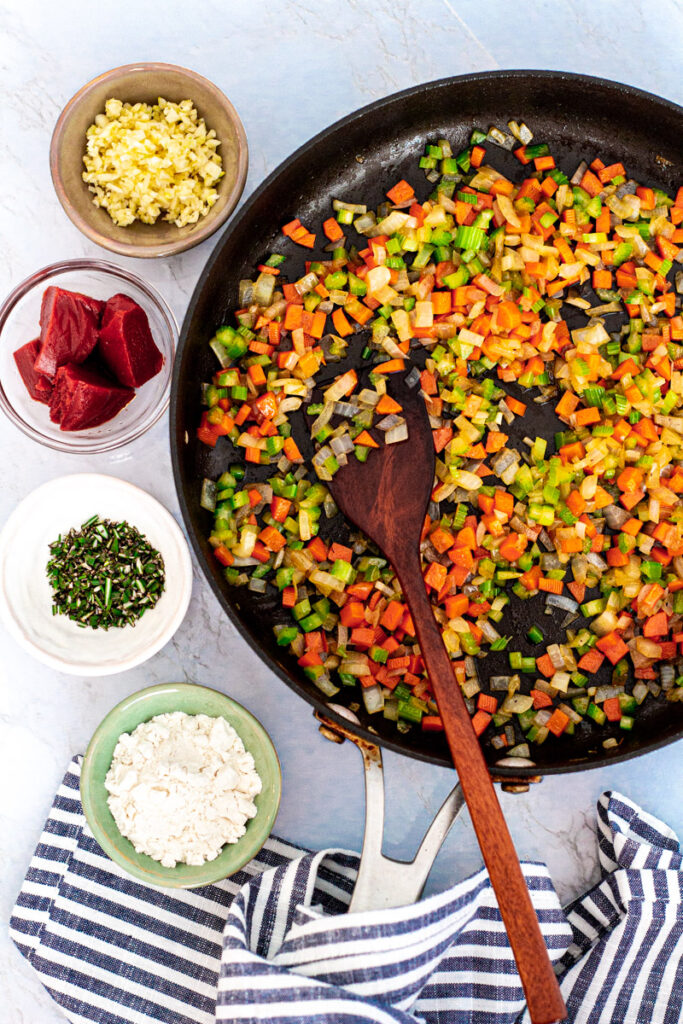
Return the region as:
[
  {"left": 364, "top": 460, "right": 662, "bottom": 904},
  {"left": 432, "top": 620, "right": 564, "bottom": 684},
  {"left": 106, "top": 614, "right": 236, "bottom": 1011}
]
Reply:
[{"left": 328, "top": 374, "right": 567, "bottom": 1024}]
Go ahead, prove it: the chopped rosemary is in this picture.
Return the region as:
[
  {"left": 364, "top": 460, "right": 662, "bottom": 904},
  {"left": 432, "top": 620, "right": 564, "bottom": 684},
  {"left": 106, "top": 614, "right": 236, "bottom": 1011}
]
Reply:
[{"left": 46, "top": 515, "right": 165, "bottom": 630}]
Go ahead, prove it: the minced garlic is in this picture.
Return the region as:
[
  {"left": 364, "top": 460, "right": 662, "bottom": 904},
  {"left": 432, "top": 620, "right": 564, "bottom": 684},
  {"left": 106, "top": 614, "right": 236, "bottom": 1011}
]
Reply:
[{"left": 82, "top": 97, "right": 224, "bottom": 228}]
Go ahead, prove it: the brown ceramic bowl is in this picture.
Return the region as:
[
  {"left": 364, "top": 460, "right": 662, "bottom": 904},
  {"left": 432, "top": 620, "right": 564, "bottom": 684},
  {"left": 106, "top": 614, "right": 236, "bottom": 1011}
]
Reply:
[{"left": 50, "top": 63, "right": 248, "bottom": 258}]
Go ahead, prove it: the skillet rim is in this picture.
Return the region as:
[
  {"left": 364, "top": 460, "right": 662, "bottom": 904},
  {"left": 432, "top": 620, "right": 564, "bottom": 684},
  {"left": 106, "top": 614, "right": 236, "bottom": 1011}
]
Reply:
[{"left": 171, "top": 69, "right": 683, "bottom": 777}]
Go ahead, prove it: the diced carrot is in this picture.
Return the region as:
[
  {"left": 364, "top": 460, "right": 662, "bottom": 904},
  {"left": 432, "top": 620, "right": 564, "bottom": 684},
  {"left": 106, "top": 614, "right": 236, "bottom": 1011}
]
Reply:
[
  {"left": 430, "top": 527, "right": 455, "bottom": 553},
  {"left": 574, "top": 406, "right": 601, "bottom": 427},
  {"left": 603, "top": 697, "right": 622, "bottom": 722},
  {"left": 251, "top": 540, "right": 271, "bottom": 562},
  {"left": 328, "top": 542, "right": 353, "bottom": 562},
  {"left": 234, "top": 403, "right": 251, "bottom": 426},
  {"left": 424, "top": 562, "right": 448, "bottom": 591},
  {"left": 592, "top": 487, "right": 613, "bottom": 510},
  {"left": 323, "top": 217, "right": 344, "bottom": 241},
  {"left": 247, "top": 363, "right": 267, "bottom": 387},
  {"left": 616, "top": 466, "right": 643, "bottom": 493},
  {"left": 386, "top": 179, "right": 415, "bottom": 204},
  {"left": 490, "top": 178, "right": 514, "bottom": 196},
  {"left": 657, "top": 236, "right": 680, "bottom": 262},
  {"left": 375, "top": 394, "right": 402, "bottom": 416},
  {"left": 504, "top": 395, "right": 527, "bottom": 416},
  {"left": 499, "top": 534, "right": 528, "bottom": 562},
  {"left": 607, "top": 546, "right": 629, "bottom": 567},
  {"left": 340, "top": 601, "right": 366, "bottom": 628},
  {"left": 497, "top": 300, "right": 523, "bottom": 331},
  {"left": 595, "top": 208, "right": 611, "bottom": 234},
  {"left": 486, "top": 430, "right": 509, "bottom": 453},
  {"left": 592, "top": 269, "right": 613, "bottom": 290},
  {"left": 444, "top": 594, "right": 469, "bottom": 618},
  {"left": 298, "top": 651, "right": 322, "bottom": 668},
  {"left": 643, "top": 611, "right": 668, "bottom": 637},
  {"left": 546, "top": 708, "right": 570, "bottom": 736},
  {"left": 283, "top": 437, "right": 303, "bottom": 462},
  {"left": 350, "top": 627, "right": 375, "bottom": 649},
  {"left": 520, "top": 565, "right": 542, "bottom": 591},
  {"left": 493, "top": 490, "right": 514, "bottom": 517},
  {"left": 432, "top": 426, "right": 453, "bottom": 453},
  {"left": 259, "top": 525, "right": 286, "bottom": 552},
  {"left": 538, "top": 577, "right": 564, "bottom": 595},
  {"left": 285, "top": 304, "right": 305, "bottom": 331},
  {"left": 420, "top": 369, "right": 438, "bottom": 395},
  {"left": 373, "top": 359, "right": 405, "bottom": 374},
  {"left": 596, "top": 632, "right": 629, "bottom": 665},
  {"left": 620, "top": 489, "right": 645, "bottom": 511},
  {"left": 477, "top": 693, "right": 498, "bottom": 714},
  {"left": 598, "top": 162, "right": 624, "bottom": 184},
  {"left": 307, "top": 536, "right": 328, "bottom": 562},
  {"left": 541, "top": 176, "right": 558, "bottom": 197},
  {"left": 580, "top": 170, "right": 603, "bottom": 197},
  {"left": 470, "top": 145, "right": 486, "bottom": 168},
  {"left": 310, "top": 310, "right": 327, "bottom": 338},
  {"left": 577, "top": 648, "right": 605, "bottom": 673},
  {"left": 244, "top": 446, "right": 262, "bottom": 464},
  {"left": 354, "top": 429, "right": 379, "bottom": 449},
  {"left": 332, "top": 308, "right": 353, "bottom": 337},
  {"left": 214, "top": 545, "right": 234, "bottom": 567},
  {"left": 270, "top": 496, "right": 292, "bottom": 523},
  {"left": 282, "top": 218, "right": 302, "bottom": 237},
  {"left": 567, "top": 581, "right": 586, "bottom": 604},
  {"left": 470, "top": 710, "right": 492, "bottom": 737},
  {"left": 422, "top": 715, "right": 444, "bottom": 731},
  {"left": 431, "top": 291, "right": 452, "bottom": 314},
  {"left": 531, "top": 689, "right": 553, "bottom": 710},
  {"left": 536, "top": 653, "right": 555, "bottom": 678},
  {"left": 380, "top": 601, "right": 405, "bottom": 632},
  {"left": 553, "top": 391, "right": 579, "bottom": 420},
  {"left": 565, "top": 490, "right": 586, "bottom": 516},
  {"left": 304, "top": 631, "right": 324, "bottom": 653}
]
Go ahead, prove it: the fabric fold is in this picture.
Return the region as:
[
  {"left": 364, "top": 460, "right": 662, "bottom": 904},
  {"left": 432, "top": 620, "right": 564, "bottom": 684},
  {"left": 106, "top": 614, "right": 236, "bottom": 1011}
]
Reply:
[{"left": 9, "top": 760, "right": 683, "bottom": 1024}]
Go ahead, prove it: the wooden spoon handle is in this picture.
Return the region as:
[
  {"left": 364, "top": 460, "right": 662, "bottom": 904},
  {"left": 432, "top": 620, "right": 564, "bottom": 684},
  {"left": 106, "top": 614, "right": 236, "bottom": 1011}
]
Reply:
[{"left": 396, "top": 555, "right": 567, "bottom": 1024}]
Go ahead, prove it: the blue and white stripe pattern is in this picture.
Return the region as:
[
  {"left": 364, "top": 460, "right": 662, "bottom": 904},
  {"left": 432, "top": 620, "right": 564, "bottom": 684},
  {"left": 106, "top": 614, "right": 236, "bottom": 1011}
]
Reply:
[{"left": 9, "top": 759, "right": 682, "bottom": 1024}]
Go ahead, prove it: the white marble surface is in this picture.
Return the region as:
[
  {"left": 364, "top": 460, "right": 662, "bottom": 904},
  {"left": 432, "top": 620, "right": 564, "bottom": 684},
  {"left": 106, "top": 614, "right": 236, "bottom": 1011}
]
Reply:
[{"left": 1, "top": 1, "right": 682, "bottom": 1020}]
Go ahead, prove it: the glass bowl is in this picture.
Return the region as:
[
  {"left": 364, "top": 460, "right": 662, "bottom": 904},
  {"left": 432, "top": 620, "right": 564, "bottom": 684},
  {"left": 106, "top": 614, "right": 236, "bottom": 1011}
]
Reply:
[{"left": 0, "top": 259, "right": 177, "bottom": 452}]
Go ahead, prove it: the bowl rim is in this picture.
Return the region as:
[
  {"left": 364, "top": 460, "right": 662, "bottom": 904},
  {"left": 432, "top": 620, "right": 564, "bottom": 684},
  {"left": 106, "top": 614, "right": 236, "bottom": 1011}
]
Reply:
[
  {"left": 50, "top": 61, "right": 249, "bottom": 258},
  {"left": 80, "top": 681, "right": 283, "bottom": 888},
  {"left": 0, "top": 473, "right": 193, "bottom": 675},
  {"left": 0, "top": 257, "right": 178, "bottom": 453}
]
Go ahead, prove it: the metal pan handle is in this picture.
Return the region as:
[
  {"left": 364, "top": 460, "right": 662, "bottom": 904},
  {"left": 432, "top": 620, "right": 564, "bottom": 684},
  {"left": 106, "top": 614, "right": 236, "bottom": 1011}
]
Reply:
[{"left": 316, "top": 710, "right": 464, "bottom": 913}]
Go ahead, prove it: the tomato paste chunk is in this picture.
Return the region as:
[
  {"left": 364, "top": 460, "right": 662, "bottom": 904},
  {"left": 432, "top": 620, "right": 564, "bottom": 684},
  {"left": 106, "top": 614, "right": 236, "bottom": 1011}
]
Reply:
[
  {"left": 35, "top": 287, "right": 104, "bottom": 378},
  {"left": 97, "top": 293, "right": 163, "bottom": 387},
  {"left": 49, "top": 363, "right": 134, "bottom": 431},
  {"left": 13, "top": 339, "right": 53, "bottom": 403}
]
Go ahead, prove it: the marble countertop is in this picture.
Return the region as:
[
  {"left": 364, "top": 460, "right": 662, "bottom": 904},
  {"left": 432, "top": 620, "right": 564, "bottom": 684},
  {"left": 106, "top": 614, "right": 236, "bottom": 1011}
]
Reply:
[{"left": 2, "top": 1, "right": 682, "bottom": 1019}]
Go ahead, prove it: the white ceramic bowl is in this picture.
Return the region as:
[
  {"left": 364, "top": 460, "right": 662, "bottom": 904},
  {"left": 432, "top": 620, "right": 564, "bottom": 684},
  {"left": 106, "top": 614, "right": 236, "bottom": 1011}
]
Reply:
[{"left": 0, "top": 474, "right": 192, "bottom": 675}]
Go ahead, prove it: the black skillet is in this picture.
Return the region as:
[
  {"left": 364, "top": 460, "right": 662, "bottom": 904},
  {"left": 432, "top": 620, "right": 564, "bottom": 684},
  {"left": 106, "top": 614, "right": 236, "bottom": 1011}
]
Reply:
[{"left": 171, "top": 70, "right": 683, "bottom": 777}]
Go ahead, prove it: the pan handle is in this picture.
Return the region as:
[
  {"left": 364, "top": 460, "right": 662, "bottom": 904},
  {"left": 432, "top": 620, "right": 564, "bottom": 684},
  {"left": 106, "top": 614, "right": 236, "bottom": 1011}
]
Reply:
[{"left": 316, "top": 710, "right": 464, "bottom": 913}]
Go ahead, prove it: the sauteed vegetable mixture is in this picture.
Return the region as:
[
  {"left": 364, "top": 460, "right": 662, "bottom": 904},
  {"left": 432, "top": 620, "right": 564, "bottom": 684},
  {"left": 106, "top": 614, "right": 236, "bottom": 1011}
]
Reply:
[{"left": 197, "top": 122, "right": 683, "bottom": 762}]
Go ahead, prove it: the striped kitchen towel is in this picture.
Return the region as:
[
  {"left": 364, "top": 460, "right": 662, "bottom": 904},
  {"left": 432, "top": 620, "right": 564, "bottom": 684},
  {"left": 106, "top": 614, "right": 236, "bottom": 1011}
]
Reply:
[{"left": 9, "top": 758, "right": 683, "bottom": 1024}]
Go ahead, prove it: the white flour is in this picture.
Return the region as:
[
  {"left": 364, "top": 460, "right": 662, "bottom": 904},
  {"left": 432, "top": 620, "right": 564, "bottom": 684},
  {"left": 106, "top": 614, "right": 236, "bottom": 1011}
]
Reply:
[{"left": 105, "top": 712, "right": 262, "bottom": 868}]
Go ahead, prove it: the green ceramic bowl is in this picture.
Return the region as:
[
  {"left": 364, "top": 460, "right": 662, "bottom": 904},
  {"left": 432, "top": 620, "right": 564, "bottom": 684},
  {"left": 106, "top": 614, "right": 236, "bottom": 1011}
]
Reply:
[{"left": 81, "top": 682, "right": 281, "bottom": 888}]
